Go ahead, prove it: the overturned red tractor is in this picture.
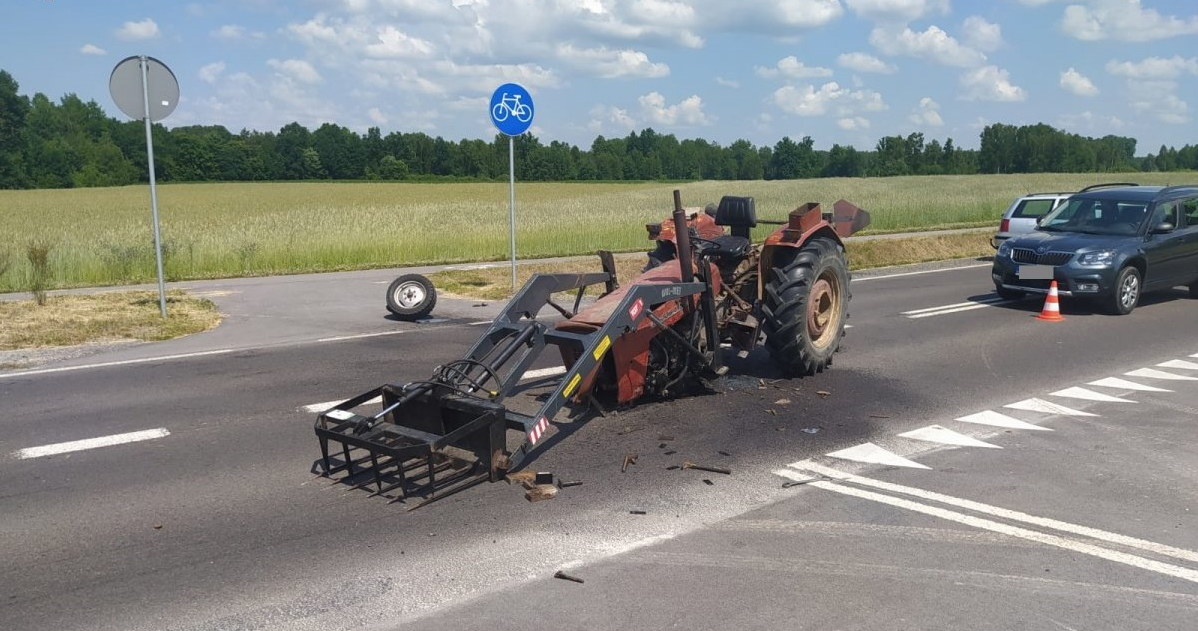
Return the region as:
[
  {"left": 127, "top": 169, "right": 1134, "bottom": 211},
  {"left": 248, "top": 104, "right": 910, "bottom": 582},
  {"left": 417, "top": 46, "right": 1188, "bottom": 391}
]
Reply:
[{"left": 314, "top": 190, "right": 870, "bottom": 506}]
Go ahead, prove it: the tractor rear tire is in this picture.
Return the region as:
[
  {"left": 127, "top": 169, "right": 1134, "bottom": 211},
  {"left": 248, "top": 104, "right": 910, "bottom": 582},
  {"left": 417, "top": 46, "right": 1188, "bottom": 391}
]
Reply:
[
  {"left": 386, "top": 273, "right": 437, "bottom": 320},
  {"left": 761, "top": 237, "right": 850, "bottom": 377}
]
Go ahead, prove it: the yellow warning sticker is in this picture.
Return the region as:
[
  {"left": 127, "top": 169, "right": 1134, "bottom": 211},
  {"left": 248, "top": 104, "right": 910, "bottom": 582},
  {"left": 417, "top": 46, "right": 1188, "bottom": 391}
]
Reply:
[
  {"left": 563, "top": 373, "right": 582, "bottom": 397},
  {"left": 592, "top": 335, "right": 611, "bottom": 361}
]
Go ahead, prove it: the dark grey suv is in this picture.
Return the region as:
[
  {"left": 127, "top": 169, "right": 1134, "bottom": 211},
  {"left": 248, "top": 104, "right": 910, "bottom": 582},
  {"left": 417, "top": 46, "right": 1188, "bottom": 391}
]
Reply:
[{"left": 992, "top": 185, "right": 1198, "bottom": 314}]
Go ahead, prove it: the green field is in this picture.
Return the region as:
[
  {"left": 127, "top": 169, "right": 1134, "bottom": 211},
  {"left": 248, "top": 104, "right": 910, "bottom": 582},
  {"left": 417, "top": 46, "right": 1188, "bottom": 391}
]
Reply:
[{"left": 0, "top": 173, "right": 1192, "bottom": 292}]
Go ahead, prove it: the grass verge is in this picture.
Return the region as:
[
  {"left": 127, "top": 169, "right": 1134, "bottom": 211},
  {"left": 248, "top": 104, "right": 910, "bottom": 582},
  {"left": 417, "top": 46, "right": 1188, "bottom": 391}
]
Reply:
[
  {"left": 0, "top": 290, "right": 222, "bottom": 350},
  {"left": 429, "top": 232, "right": 992, "bottom": 300}
]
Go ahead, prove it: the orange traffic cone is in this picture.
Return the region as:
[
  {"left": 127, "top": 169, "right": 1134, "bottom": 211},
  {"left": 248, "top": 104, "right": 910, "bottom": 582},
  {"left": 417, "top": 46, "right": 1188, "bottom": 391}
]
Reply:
[{"left": 1036, "top": 281, "right": 1065, "bottom": 322}]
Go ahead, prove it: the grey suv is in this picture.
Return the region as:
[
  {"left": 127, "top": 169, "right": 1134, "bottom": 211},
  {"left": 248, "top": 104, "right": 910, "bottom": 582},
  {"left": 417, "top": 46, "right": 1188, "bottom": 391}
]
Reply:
[{"left": 992, "top": 185, "right": 1198, "bottom": 314}]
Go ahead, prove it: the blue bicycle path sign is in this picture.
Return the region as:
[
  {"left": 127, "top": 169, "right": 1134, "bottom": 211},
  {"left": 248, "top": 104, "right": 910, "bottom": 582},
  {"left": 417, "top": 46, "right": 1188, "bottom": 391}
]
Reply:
[{"left": 489, "top": 83, "right": 534, "bottom": 136}]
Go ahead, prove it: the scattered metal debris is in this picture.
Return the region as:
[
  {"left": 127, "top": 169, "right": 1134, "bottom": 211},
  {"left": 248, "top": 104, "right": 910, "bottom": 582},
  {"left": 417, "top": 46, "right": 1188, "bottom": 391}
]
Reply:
[
  {"left": 801, "top": 427, "right": 821, "bottom": 434},
  {"left": 554, "top": 570, "right": 585, "bottom": 584},
  {"left": 558, "top": 480, "right": 583, "bottom": 489},
  {"left": 629, "top": 510, "right": 647, "bottom": 515},
  {"left": 658, "top": 443, "right": 668, "bottom": 449},
  {"left": 682, "top": 460, "right": 731, "bottom": 475},
  {"left": 774, "top": 398, "right": 791, "bottom": 405},
  {"left": 657, "top": 434, "right": 675, "bottom": 441},
  {"left": 621, "top": 453, "right": 638, "bottom": 473},
  {"left": 664, "top": 450, "right": 677, "bottom": 455},
  {"left": 666, "top": 465, "right": 680, "bottom": 470},
  {"left": 767, "top": 409, "right": 777, "bottom": 416},
  {"left": 534, "top": 471, "right": 554, "bottom": 485},
  {"left": 816, "top": 390, "right": 831, "bottom": 398},
  {"left": 702, "top": 479, "right": 714, "bottom": 486},
  {"left": 717, "top": 450, "right": 731, "bottom": 456}
]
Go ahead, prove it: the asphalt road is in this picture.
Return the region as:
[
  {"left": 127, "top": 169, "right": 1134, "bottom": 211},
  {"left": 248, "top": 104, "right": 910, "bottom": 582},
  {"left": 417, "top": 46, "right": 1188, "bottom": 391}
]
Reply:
[{"left": 2, "top": 258, "right": 1196, "bottom": 631}]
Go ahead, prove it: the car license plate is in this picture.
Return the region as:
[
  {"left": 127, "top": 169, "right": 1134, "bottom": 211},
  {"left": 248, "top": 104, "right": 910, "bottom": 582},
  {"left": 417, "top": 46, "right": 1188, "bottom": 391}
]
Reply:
[{"left": 1016, "top": 265, "right": 1054, "bottom": 280}]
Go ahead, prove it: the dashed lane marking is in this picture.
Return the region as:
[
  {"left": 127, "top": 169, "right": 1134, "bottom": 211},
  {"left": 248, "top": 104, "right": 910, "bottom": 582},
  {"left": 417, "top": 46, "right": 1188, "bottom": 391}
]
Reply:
[
  {"left": 1087, "top": 377, "right": 1171, "bottom": 392},
  {"left": 1048, "top": 387, "right": 1136, "bottom": 403},
  {"left": 1004, "top": 398, "right": 1097, "bottom": 417},
  {"left": 1125, "top": 368, "right": 1198, "bottom": 381},
  {"left": 15, "top": 428, "right": 170, "bottom": 460},
  {"left": 901, "top": 297, "right": 1010, "bottom": 319},
  {"left": 898, "top": 425, "right": 1002, "bottom": 449},
  {"left": 825, "top": 443, "right": 932, "bottom": 469},
  {"left": 787, "top": 462, "right": 1198, "bottom": 567},
  {"left": 954, "top": 410, "right": 1052, "bottom": 431}
]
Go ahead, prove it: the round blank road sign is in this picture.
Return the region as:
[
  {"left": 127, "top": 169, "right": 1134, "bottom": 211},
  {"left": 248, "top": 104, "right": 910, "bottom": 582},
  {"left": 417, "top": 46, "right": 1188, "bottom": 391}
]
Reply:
[{"left": 109, "top": 56, "right": 179, "bottom": 122}]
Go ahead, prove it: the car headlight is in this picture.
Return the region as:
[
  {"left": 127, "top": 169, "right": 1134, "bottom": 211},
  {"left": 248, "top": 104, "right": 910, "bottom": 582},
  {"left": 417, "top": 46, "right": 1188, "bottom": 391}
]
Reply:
[
  {"left": 997, "top": 241, "right": 1012, "bottom": 258},
  {"left": 1078, "top": 250, "right": 1117, "bottom": 267}
]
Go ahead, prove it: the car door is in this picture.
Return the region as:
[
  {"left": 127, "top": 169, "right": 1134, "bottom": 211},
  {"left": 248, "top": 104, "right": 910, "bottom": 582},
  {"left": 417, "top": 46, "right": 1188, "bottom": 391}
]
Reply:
[
  {"left": 1141, "top": 201, "right": 1188, "bottom": 289},
  {"left": 1180, "top": 197, "right": 1198, "bottom": 285}
]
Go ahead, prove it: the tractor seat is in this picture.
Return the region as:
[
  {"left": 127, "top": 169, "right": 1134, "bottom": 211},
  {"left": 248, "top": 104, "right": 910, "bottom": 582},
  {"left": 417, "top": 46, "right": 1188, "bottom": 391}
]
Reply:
[{"left": 702, "top": 234, "right": 751, "bottom": 261}]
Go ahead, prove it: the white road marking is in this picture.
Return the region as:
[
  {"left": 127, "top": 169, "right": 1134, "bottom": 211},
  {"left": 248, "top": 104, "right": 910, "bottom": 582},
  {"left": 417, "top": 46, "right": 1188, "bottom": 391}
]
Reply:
[
  {"left": 902, "top": 298, "right": 1011, "bottom": 319},
  {"left": 1157, "top": 359, "right": 1198, "bottom": 371},
  {"left": 317, "top": 330, "right": 413, "bottom": 342},
  {"left": 853, "top": 263, "right": 991, "bottom": 283},
  {"left": 954, "top": 410, "right": 1052, "bottom": 431},
  {"left": 302, "top": 396, "right": 382, "bottom": 414},
  {"left": 825, "top": 442, "right": 931, "bottom": 469},
  {"left": 902, "top": 298, "right": 1004, "bottom": 315},
  {"left": 0, "top": 349, "right": 236, "bottom": 380},
  {"left": 16, "top": 428, "right": 170, "bottom": 459},
  {"left": 1125, "top": 368, "right": 1198, "bottom": 381},
  {"left": 898, "top": 425, "right": 1002, "bottom": 448},
  {"left": 1048, "top": 387, "right": 1136, "bottom": 403},
  {"left": 790, "top": 479, "right": 1198, "bottom": 584},
  {"left": 468, "top": 320, "right": 494, "bottom": 326},
  {"left": 1005, "top": 398, "right": 1096, "bottom": 417},
  {"left": 522, "top": 366, "right": 567, "bottom": 380},
  {"left": 789, "top": 462, "right": 1198, "bottom": 566},
  {"left": 1087, "top": 377, "right": 1171, "bottom": 393},
  {"left": 1191, "top": 353, "right": 1198, "bottom": 358}
]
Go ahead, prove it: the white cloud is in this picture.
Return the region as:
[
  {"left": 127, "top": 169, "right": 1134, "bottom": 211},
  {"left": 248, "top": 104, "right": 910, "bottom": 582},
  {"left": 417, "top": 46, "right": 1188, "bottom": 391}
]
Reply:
[
  {"left": 79, "top": 44, "right": 106, "bottom": 56},
  {"left": 1061, "top": 0, "right": 1198, "bottom": 41},
  {"left": 869, "top": 25, "right": 987, "bottom": 67},
  {"left": 364, "top": 26, "right": 436, "bottom": 59},
  {"left": 908, "top": 96, "right": 944, "bottom": 126},
  {"left": 267, "top": 59, "right": 323, "bottom": 84},
  {"left": 844, "top": 0, "right": 949, "bottom": 23},
  {"left": 961, "top": 16, "right": 1002, "bottom": 51},
  {"left": 960, "top": 65, "right": 1027, "bottom": 101},
  {"left": 557, "top": 44, "right": 669, "bottom": 78},
  {"left": 1057, "top": 110, "right": 1125, "bottom": 132},
  {"left": 756, "top": 56, "right": 833, "bottom": 79},
  {"left": 1105, "top": 56, "right": 1198, "bottom": 79},
  {"left": 212, "top": 25, "right": 246, "bottom": 40},
  {"left": 837, "top": 52, "right": 896, "bottom": 74},
  {"left": 367, "top": 107, "right": 388, "bottom": 124},
  {"left": 116, "top": 18, "right": 161, "bottom": 41},
  {"left": 1129, "top": 90, "right": 1189, "bottom": 124},
  {"left": 638, "top": 92, "right": 712, "bottom": 126},
  {"left": 772, "top": 81, "right": 886, "bottom": 117},
  {"left": 715, "top": 76, "right": 740, "bottom": 88},
  {"left": 587, "top": 104, "right": 637, "bottom": 134},
  {"left": 1060, "top": 67, "right": 1098, "bottom": 96},
  {"left": 837, "top": 116, "right": 870, "bottom": 130},
  {"left": 199, "top": 62, "right": 226, "bottom": 85}
]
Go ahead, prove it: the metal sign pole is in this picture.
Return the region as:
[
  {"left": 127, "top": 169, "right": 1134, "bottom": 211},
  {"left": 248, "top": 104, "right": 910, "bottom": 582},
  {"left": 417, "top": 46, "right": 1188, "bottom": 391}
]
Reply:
[
  {"left": 140, "top": 56, "right": 168, "bottom": 318},
  {"left": 508, "top": 135, "right": 517, "bottom": 291}
]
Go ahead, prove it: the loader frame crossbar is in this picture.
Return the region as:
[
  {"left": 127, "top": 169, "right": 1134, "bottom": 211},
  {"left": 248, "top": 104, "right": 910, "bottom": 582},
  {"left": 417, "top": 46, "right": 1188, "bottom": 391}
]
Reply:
[{"left": 313, "top": 256, "right": 722, "bottom": 507}]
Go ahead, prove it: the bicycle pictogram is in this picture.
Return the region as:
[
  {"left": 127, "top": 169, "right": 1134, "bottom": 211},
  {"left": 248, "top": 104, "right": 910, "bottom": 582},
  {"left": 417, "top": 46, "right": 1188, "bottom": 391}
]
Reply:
[{"left": 491, "top": 92, "right": 532, "bottom": 123}]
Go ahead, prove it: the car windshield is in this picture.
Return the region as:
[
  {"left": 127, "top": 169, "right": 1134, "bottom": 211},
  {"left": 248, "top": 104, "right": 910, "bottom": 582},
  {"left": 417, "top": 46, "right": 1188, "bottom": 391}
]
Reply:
[{"left": 1037, "top": 198, "right": 1148, "bottom": 236}]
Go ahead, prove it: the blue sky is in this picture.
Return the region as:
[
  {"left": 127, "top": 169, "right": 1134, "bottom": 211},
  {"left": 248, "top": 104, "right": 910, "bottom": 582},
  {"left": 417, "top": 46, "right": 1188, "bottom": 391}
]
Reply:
[{"left": 5, "top": 0, "right": 1198, "bottom": 152}]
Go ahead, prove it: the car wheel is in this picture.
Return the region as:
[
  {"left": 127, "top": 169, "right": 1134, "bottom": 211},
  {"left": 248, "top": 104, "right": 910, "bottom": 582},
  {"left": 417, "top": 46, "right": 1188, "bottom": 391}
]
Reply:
[
  {"left": 386, "top": 273, "right": 437, "bottom": 320},
  {"left": 1108, "top": 266, "right": 1141, "bottom": 315},
  {"left": 995, "top": 286, "right": 1025, "bottom": 300}
]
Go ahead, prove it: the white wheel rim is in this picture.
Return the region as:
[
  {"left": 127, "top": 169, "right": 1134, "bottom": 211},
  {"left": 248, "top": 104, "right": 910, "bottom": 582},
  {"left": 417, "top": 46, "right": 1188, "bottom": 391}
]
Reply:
[
  {"left": 394, "top": 282, "right": 426, "bottom": 308},
  {"left": 1120, "top": 273, "right": 1138, "bottom": 309}
]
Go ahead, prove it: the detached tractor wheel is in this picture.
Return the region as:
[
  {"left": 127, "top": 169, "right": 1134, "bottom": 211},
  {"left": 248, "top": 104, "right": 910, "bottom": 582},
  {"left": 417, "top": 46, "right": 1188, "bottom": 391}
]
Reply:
[
  {"left": 762, "top": 238, "right": 850, "bottom": 376},
  {"left": 386, "top": 273, "right": 437, "bottom": 320}
]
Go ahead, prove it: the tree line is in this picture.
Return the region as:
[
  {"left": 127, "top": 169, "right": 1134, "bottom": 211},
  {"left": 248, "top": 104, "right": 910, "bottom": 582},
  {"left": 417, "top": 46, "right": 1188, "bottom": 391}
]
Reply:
[{"left": 1, "top": 69, "right": 1195, "bottom": 190}]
